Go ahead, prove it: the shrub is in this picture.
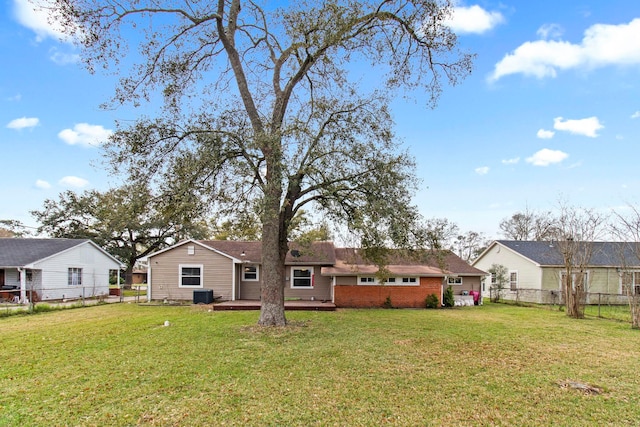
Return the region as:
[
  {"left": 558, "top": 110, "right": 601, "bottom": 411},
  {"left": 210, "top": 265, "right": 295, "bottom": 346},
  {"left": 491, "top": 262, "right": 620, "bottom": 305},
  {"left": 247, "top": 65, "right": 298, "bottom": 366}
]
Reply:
[
  {"left": 383, "top": 296, "right": 393, "bottom": 309},
  {"left": 425, "top": 293, "right": 439, "bottom": 309},
  {"left": 443, "top": 286, "right": 455, "bottom": 308}
]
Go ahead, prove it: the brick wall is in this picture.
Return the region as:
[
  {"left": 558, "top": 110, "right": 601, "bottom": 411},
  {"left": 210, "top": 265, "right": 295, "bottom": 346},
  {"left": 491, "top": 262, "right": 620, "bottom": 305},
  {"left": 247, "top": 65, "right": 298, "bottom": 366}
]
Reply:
[{"left": 334, "top": 277, "right": 442, "bottom": 308}]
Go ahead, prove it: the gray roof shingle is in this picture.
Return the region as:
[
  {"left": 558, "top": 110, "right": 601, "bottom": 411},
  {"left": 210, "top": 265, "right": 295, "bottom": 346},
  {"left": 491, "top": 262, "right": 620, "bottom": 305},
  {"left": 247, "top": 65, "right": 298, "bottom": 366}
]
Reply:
[
  {"left": 498, "top": 240, "right": 640, "bottom": 267},
  {"left": 0, "top": 238, "right": 90, "bottom": 267}
]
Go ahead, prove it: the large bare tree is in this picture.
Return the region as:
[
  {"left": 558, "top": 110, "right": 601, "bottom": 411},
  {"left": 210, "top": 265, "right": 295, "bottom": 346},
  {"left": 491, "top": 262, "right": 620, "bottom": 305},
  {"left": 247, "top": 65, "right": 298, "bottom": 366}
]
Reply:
[
  {"left": 41, "top": 0, "right": 473, "bottom": 325},
  {"left": 551, "top": 202, "right": 608, "bottom": 318},
  {"left": 611, "top": 205, "right": 640, "bottom": 329},
  {"left": 499, "top": 207, "right": 556, "bottom": 241}
]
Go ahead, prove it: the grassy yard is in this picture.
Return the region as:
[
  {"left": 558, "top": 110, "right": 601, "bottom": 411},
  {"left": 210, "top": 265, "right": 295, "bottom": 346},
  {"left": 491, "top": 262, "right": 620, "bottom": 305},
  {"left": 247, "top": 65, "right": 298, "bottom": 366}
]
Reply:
[{"left": 1, "top": 303, "right": 639, "bottom": 426}]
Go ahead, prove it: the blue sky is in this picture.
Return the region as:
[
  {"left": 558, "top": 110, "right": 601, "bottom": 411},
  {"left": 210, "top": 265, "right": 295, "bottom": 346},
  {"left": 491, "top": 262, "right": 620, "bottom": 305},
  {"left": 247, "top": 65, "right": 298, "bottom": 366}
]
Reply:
[{"left": 1, "top": 0, "right": 640, "bottom": 239}]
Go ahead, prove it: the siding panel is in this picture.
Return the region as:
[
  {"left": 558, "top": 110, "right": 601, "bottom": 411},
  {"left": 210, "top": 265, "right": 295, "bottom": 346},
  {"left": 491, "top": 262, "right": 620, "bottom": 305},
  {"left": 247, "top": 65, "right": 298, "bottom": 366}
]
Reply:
[{"left": 149, "top": 243, "right": 234, "bottom": 301}]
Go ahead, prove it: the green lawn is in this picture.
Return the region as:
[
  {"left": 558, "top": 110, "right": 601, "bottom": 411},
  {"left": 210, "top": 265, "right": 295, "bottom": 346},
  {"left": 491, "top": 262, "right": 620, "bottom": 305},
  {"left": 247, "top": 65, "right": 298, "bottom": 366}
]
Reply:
[{"left": 1, "top": 303, "right": 639, "bottom": 426}]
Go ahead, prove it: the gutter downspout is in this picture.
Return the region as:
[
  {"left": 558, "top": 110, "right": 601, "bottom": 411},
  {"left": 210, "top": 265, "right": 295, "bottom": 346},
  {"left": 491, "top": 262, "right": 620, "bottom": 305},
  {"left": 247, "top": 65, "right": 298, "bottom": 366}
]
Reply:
[{"left": 331, "top": 276, "right": 335, "bottom": 304}]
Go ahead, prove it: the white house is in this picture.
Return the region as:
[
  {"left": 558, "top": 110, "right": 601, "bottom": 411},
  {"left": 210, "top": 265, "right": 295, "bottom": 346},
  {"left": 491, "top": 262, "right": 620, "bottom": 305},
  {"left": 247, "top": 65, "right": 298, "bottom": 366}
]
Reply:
[
  {"left": 0, "top": 238, "right": 124, "bottom": 303},
  {"left": 472, "top": 240, "right": 640, "bottom": 304}
]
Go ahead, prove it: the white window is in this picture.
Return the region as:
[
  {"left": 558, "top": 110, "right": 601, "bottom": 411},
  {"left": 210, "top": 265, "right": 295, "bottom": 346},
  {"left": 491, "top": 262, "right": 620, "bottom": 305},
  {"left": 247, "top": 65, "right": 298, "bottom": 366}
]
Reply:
[
  {"left": 291, "top": 267, "right": 314, "bottom": 288},
  {"left": 401, "top": 277, "right": 418, "bottom": 285},
  {"left": 490, "top": 273, "right": 497, "bottom": 285},
  {"left": 179, "top": 264, "right": 203, "bottom": 288},
  {"left": 187, "top": 245, "right": 195, "bottom": 255},
  {"left": 509, "top": 271, "right": 518, "bottom": 291},
  {"left": 448, "top": 277, "right": 463, "bottom": 285},
  {"left": 242, "top": 265, "right": 259, "bottom": 281},
  {"left": 68, "top": 268, "right": 82, "bottom": 286},
  {"left": 358, "top": 276, "right": 377, "bottom": 285}
]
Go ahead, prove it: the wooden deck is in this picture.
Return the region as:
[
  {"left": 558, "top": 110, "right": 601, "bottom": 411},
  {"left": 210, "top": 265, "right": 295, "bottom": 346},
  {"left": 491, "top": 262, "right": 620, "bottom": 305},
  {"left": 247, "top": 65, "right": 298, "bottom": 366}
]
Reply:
[{"left": 212, "top": 299, "right": 336, "bottom": 311}]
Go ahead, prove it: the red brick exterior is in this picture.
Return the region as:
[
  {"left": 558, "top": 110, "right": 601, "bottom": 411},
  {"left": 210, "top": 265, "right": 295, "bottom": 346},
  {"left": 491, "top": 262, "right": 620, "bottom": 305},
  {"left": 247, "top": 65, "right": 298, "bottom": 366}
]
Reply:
[{"left": 334, "top": 277, "right": 442, "bottom": 308}]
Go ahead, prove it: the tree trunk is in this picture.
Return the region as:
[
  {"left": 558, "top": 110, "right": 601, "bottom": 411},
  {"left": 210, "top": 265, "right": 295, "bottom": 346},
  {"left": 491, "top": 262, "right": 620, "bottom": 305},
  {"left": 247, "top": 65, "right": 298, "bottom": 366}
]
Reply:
[
  {"left": 124, "top": 263, "right": 135, "bottom": 289},
  {"left": 258, "top": 138, "right": 288, "bottom": 326},
  {"left": 259, "top": 218, "right": 287, "bottom": 326}
]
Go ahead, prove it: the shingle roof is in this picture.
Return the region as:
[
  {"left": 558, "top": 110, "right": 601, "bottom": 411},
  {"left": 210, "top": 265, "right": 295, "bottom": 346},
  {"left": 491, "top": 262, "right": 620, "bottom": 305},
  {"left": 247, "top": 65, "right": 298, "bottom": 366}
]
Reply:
[
  {"left": 497, "top": 240, "right": 640, "bottom": 266},
  {"left": 322, "top": 248, "right": 487, "bottom": 276},
  {"left": 0, "top": 238, "right": 90, "bottom": 267},
  {"left": 199, "top": 240, "right": 337, "bottom": 265}
]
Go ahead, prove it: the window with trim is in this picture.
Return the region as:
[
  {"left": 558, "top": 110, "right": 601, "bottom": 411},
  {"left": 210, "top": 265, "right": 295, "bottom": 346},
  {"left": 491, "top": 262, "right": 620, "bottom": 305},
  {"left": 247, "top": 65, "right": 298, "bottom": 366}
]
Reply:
[
  {"left": 490, "top": 273, "right": 497, "bottom": 285},
  {"left": 401, "top": 277, "right": 418, "bottom": 284},
  {"left": 242, "top": 265, "right": 259, "bottom": 281},
  {"left": 68, "top": 268, "right": 82, "bottom": 286},
  {"left": 358, "top": 276, "right": 376, "bottom": 285},
  {"left": 622, "top": 272, "right": 640, "bottom": 295},
  {"left": 448, "top": 277, "right": 463, "bottom": 285},
  {"left": 179, "top": 265, "right": 203, "bottom": 288},
  {"left": 509, "top": 271, "right": 518, "bottom": 291},
  {"left": 291, "top": 267, "right": 314, "bottom": 288}
]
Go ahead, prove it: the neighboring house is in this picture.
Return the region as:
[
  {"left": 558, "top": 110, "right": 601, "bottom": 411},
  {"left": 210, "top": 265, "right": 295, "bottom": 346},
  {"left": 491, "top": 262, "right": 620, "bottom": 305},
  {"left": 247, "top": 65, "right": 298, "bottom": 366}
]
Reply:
[
  {"left": 0, "top": 238, "right": 124, "bottom": 302},
  {"left": 131, "top": 269, "right": 148, "bottom": 285},
  {"left": 146, "top": 239, "right": 487, "bottom": 308},
  {"left": 472, "top": 240, "right": 640, "bottom": 304}
]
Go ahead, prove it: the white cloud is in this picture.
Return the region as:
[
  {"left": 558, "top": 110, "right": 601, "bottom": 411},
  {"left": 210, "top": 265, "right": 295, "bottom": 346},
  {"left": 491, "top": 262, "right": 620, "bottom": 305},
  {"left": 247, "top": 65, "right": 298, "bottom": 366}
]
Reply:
[
  {"left": 490, "top": 18, "right": 640, "bottom": 81},
  {"left": 445, "top": 5, "right": 505, "bottom": 35},
  {"left": 536, "top": 24, "right": 564, "bottom": 40},
  {"left": 7, "top": 117, "right": 39, "bottom": 130},
  {"left": 501, "top": 157, "right": 520, "bottom": 165},
  {"left": 537, "top": 129, "right": 555, "bottom": 139},
  {"left": 526, "top": 148, "right": 568, "bottom": 166},
  {"left": 59, "top": 176, "right": 89, "bottom": 188},
  {"left": 58, "top": 123, "right": 113, "bottom": 147},
  {"left": 632, "top": 111, "right": 640, "bottom": 119},
  {"left": 50, "top": 48, "right": 80, "bottom": 65},
  {"left": 553, "top": 116, "right": 603, "bottom": 138},
  {"left": 475, "top": 166, "right": 490, "bottom": 175},
  {"left": 12, "top": 0, "right": 71, "bottom": 43},
  {"left": 35, "top": 179, "right": 51, "bottom": 189}
]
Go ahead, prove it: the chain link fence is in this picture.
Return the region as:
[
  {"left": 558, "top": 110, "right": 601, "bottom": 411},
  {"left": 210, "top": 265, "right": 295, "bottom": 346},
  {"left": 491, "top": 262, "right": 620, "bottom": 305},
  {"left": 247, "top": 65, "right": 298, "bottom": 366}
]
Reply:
[{"left": 489, "top": 287, "right": 635, "bottom": 323}]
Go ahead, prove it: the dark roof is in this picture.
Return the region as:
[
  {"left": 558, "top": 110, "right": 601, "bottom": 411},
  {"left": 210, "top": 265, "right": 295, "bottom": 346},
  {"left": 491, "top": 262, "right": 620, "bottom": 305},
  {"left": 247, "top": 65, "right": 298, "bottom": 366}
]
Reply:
[
  {"left": 199, "top": 240, "right": 337, "bottom": 265},
  {"left": 497, "top": 240, "right": 640, "bottom": 266},
  {"left": 0, "top": 238, "right": 90, "bottom": 267},
  {"left": 327, "top": 248, "right": 486, "bottom": 276}
]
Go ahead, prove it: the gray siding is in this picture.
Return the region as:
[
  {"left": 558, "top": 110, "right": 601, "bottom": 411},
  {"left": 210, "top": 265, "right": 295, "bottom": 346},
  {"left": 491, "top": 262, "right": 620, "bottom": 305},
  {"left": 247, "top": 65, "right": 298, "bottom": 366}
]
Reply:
[
  {"left": 238, "top": 265, "right": 333, "bottom": 301},
  {"left": 149, "top": 243, "right": 234, "bottom": 301}
]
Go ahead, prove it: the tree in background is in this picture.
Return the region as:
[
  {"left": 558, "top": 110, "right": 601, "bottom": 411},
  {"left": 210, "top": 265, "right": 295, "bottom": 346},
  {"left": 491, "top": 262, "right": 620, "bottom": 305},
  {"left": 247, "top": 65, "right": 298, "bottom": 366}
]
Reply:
[
  {"left": 31, "top": 183, "right": 210, "bottom": 286},
  {"left": 499, "top": 207, "right": 556, "bottom": 241},
  {"left": 550, "top": 202, "right": 608, "bottom": 318},
  {"left": 424, "top": 217, "right": 459, "bottom": 250},
  {"left": 46, "top": 0, "right": 473, "bottom": 325},
  {"left": 212, "top": 211, "right": 263, "bottom": 242},
  {"left": 611, "top": 204, "right": 640, "bottom": 329},
  {"left": 454, "top": 231, "right": 487, "bottom": 263},
  {"left": 0, "top": 220, "right": 31, "bottom": 238},
  {"left": 487, "top": 263, "right": 508, "bottom": 303}
]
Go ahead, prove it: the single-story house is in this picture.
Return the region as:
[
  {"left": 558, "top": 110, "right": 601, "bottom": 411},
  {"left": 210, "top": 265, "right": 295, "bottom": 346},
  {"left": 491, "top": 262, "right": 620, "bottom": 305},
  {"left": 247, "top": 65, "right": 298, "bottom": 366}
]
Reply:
[
  {"left": 325, "top": 248, "right": 486, "bottom": 308},
  {"left": 131, "top": 268, "right": 148, "bottom": 285},
  {"left": 0, "top": 238, "right": 124, "bottom": 303},
  {"left": 146, "top": 239, "right": 487, "bottom": 308},
  {"left": 472, "top": 240, "right": 640, "bottom": 304}
]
